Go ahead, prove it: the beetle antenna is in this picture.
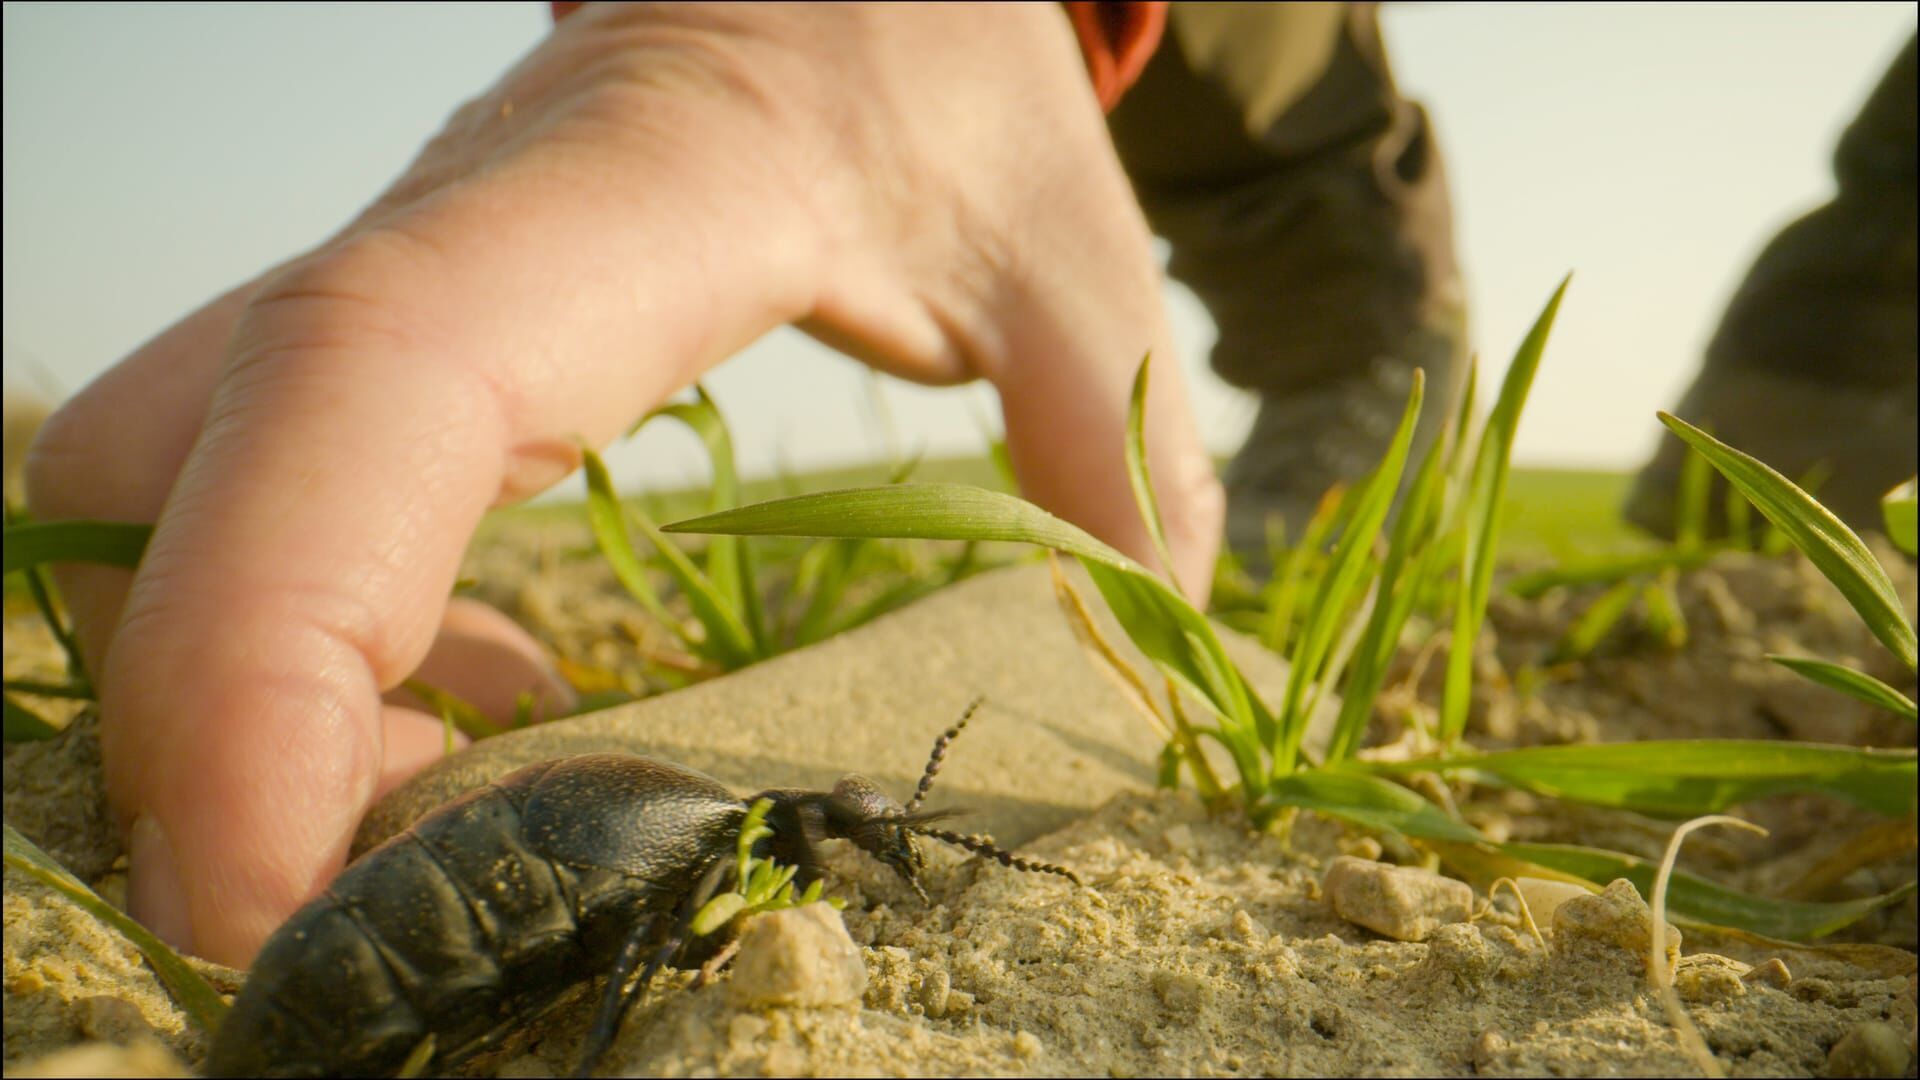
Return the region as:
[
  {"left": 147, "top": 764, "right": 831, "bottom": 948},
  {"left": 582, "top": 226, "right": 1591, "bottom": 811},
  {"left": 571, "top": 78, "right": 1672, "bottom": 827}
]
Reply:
[
  {"left": 905, "top": 696, "right": 984, "bottom": 813},
  {"left": 913, "top": 827, "right": 1082, "bottom": 886}
]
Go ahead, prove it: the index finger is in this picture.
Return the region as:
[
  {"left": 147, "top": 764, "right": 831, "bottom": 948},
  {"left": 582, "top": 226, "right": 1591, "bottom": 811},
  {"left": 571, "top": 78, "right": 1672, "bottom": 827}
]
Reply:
[{"left": 106, "top": 133, "right": 819, "bottom": 966}]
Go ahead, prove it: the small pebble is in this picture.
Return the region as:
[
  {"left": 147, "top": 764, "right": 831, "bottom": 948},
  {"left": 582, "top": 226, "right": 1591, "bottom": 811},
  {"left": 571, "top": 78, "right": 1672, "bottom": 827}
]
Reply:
[
  {"left": 1821, "top": 1021, "right": 1912, "bottom": 1079},
  {"left": 1230, "top": 909, "right": 1269, "bottom": 945},
  {"left": 1508, "top": 877, "right": 1591, "bottom": 931},
  {"left": 1673, "top": 955, "right": 1747, "bottom": 1003},
  {"left": 1472, "top": 1029, "right": 1509, "bottom": 1071},
  {"left": 1013, "top": 1031, "right": 1043, "bottom": 1060},
  {"left": 1742, "top": 957, "right": 1792, "bottom": 989},
  {"left": 1150, "top": 968, "right": 1212, "bottom": 1016},
  {"left": 1550, "top": 879, "right": 1680, "bottom": 976},
  {"left": 1338, "top": 836, "right": 1384, "bottom": 861},
  {"left": 1322, "top": 856, "right": 1473, "bottom": 942},
  {"left": 913, "top": 966, "right": 952, "bottom": 1017},
  {"left": 1421, "top": 923, "right": 1500, "bottom": 989},
  {"left": 727, "top": 904, "right": 867, "bottom": 1009}
]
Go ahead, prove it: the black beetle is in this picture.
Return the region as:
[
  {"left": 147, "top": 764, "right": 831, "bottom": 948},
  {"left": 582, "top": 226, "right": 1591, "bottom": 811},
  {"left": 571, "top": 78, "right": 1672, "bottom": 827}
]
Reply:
[{"left": 202, "top": 699, "right": 1077, "bottom": 1078}]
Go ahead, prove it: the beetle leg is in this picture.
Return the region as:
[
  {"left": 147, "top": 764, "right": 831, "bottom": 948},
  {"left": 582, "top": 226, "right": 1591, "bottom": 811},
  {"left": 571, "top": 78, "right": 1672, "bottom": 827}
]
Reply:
[
  {"left": 570, "top": 915, "right": 659, "bottom": 1079},
  {"left": 571, "top": 858, "right": 733, "bottom": 1078}
]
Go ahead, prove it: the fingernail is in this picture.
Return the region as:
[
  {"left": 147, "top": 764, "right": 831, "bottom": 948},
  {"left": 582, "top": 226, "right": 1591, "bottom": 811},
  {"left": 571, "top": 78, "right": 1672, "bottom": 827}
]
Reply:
[{"left": 129, "top": 813, "right": 196, "bottom": 956}]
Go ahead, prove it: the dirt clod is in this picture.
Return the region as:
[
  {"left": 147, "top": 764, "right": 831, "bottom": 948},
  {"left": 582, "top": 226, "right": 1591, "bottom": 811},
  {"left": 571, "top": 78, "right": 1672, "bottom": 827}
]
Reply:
[
  {"left": 726, "top": 904, "right": 866, "bottom": 1009},
  {"left": 1821, "top": 1020, "right": 1913, "bottom": 1079},
  {"left": 1323, "top": 855, "right": 1474, "bottom": 942},
  {"left": 1551, "top": 878, "right": 1682, "bottom": 976}
]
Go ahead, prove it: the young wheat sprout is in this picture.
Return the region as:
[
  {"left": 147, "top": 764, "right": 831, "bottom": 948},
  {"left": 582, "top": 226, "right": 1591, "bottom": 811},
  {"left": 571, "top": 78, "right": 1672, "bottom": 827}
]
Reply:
[{"left": 1651, "top": 814, "right": 1769, "bottom": 1079}]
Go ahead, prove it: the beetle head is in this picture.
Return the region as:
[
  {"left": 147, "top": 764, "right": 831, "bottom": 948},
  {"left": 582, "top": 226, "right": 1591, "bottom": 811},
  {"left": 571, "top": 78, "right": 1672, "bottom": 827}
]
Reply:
[
  {"left": 753, "top": 701, "right": 1081, "bottom": 904},
  {"left": 824, "top": 773, "right": 934, "bottom": 902}
]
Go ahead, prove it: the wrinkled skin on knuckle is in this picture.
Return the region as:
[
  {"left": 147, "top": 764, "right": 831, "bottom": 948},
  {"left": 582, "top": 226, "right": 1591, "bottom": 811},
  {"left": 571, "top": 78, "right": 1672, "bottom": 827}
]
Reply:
[
  {"left": 217, "top": 229, "right": 507, "bottom": 448},
  {"left": 236, "top": 229, "right": 455, "bottom": 360}
]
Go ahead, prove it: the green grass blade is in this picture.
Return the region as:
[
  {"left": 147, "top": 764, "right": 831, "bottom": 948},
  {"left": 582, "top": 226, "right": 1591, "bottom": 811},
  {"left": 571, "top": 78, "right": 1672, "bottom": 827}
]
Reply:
[
  {"left": 818, "top": 549, "right": 978, "bottom": 642},
  {"left": 2, "top": 680, "right": 91, "bottom": 700},
  {"left": 668, "top": 483, "right": 1278, "bottom": 795},
  {"left": 1725, "top": 482, "right": 1755, "bottom": 552},
  {"left": 1767, "top": 656, "right": 1918, "bottom": 721},
  {"left": 1641, "top": 572, "right": 1689, "bottom": 650},
  {"left": 401, "top": 680, "right": 499, "bottom": 740},
  {"left": 1435, "top": 357, "right": 1480, "bottom": 538},
  {"left": 666, "top": 483, "right": 1143, "bottom": 569},
  {"left": 5, "top": 508, "right": 110, "bottom": 693},
  {"left": 1076, "top": 560, "right": 1275, "bottom": 794},
  {"left": 1363, "top": 740, "right": 1916, "bottom": 817},
  {"left": 623, "top": 498, "right": 758, "bottom": 668},
  {"left": 642, "top": 387, "right": 768, "bottom": 654},
  {"left": 1259, "top": 488, "right": 1342, "bottom": 657},
  {"left": 1547, "top": 579, "right": 1639, "bottom": 664},
  {"left": 1124, "top": 353, "right": 1180, "bottom": 584},
  {"left": 1258, "top": 769, "right": 1484, "bottom": 843},
  {"left": 4, "top": 823, "right": 228, "bottom": 1034},
  {"left": 1883, "top": 477, "right": 1916, "bottom": 556},
  {"left": 580, "top": 445, "right": 699, "bottom": 651},
  {"left": 395, "top": 1036, "right": 437, "bottom": 1079},
  {"left": 1507, "top": 546, "right": 1716, "bottom": 599},
  {"left": 1658, "top": 413, "right": 1916, "bottom": 672},
  {"left": 790, "top": 540, "right": 861, "bottom": 648},
  {"left": 2, "top": 519, "right": 152, "bottom": 575},
  {"left": 1276, "top": 371, "right": 1425, "bottom": 771},
  {"left": 1326, "top": 429, "right": 1450, "bottom": 763},
  {"left": 4, "top": 695, "right": 60, "bottom": 742},
  {"left": 1443, "top": 277, "right": 1569, "bottom": 744},
  {"left": 1676, "top": 442, "right": 1713, "bottom": 551},
  {"left": 576, "top": 440, "right": 758, "bottom": 667},
  {"left": 1495, "top": 840, "right": 1915, "bottom": 939}
]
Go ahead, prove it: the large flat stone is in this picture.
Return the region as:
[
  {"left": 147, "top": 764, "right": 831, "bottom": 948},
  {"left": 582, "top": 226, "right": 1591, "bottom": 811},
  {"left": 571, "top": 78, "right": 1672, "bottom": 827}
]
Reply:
[{"left": 356, "top": 562, "right": 1317, "bottom": 856}]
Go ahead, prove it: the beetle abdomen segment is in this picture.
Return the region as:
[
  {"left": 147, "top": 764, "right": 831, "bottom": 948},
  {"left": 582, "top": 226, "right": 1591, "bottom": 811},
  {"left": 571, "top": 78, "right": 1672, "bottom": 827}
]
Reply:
[
  {"left": 406, "top": 784, "right": 582, "bottom": 986},
  {"left": 203, "top": 903, "right": 425, "bottom": 1077}
]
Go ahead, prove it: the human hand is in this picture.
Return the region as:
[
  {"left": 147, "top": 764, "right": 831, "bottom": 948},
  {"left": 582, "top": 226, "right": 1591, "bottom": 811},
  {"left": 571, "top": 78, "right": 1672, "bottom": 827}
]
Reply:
[{"left": 25, "top": 2, "right": 1222, "bottom": 967}]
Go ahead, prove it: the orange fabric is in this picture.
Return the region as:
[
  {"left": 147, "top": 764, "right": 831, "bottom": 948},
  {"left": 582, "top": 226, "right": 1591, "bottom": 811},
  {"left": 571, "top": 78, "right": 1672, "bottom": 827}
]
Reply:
[
  {"left": 549, "top": 2, "right": 1168, "bottom": 113},
  {"left": 1062, "top": 2, "right": 1168, "bottom": 111}
]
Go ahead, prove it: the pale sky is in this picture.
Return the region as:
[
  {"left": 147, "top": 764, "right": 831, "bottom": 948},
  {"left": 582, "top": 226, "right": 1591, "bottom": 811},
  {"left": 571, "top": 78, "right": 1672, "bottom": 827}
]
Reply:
[{"left": 5, "top": 3, "right": 1914, "bottom": 495}]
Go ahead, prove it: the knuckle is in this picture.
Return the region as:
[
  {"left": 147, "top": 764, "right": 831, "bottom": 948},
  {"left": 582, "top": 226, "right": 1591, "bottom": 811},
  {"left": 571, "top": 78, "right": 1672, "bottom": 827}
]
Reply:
[{"left": 233, "top": 229, "right": 450, "bottom": 367}]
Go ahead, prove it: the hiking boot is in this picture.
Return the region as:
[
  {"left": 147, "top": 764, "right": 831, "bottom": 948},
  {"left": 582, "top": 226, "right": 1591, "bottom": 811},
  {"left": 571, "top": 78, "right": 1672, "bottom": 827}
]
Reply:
[
  {"left": 1222, "top": 317, "right": 1468, "bottom": 560},
  {"left": 1626, "top": 36, "right": 1917, "bottom": 541},
  {"left": 1623, "top": 364, "right": 1918, "bottom": 540}
]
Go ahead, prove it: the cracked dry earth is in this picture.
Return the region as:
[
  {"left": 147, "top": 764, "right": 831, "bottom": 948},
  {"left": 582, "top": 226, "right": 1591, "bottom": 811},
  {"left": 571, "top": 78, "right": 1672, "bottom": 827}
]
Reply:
[{"left": 4, "top": 529, "right": 1917, "bottom": 1077}]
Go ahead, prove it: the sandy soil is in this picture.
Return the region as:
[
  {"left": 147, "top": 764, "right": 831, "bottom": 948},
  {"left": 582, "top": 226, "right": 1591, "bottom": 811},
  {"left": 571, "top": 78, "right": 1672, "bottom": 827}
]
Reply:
[{"left": 4, "top": 522, "right": 1916, "bottom": 1077}]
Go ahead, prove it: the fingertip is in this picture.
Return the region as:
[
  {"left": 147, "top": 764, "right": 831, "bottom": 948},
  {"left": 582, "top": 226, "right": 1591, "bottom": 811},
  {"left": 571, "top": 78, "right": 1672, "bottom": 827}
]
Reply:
[
  {"left": 384, "top": 598, "right": 577, "bottom": 725},
  {"left": 376, "top": 706, "right": 468, "bottom": 803},
  {"left": 127, "top": 813, "right": 195, "bottom": 958}
]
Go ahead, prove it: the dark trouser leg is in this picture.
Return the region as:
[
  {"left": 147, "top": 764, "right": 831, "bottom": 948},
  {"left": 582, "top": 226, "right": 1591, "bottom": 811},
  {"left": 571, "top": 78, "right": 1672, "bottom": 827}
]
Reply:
[
  {"left": 1107, "top": 2, "right": 1467, "bottom": 558},
  {"left": 1626, "top": 36, "right": 1918, "bottom": 538}
]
